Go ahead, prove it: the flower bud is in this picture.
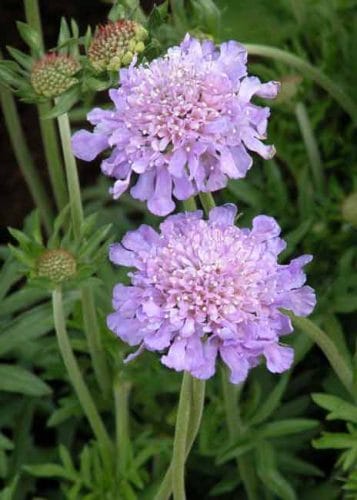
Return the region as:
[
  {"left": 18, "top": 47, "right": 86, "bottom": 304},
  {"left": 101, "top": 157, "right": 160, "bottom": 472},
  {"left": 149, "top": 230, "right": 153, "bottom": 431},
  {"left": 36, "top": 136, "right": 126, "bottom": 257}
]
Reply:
[
  {"left": 88, "top": 20, "right": 147, "bottom": 72},
  {"left": 342, "top": 192, "right": 357, "bottom": 227},
  {"left": 37, "top": 249, "right": 77, "bottom": 283},
  {"left": 30, "top": 53, "right": 80, "bottom": 98}
]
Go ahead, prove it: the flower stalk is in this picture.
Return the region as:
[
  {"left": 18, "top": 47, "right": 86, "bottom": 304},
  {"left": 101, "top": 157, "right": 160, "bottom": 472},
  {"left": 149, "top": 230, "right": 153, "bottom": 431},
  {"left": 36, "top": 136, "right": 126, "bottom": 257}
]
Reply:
[
  {"left": 0, "top": 71, "right": 53, "bottom": 234},
  {"left": 56, "top": 108, "right": 111, "bottom": 400},
  {"left": 24, "top": 0, "right": 68, "bottom": 211},
  {"left": 171, "top": 372, "right": 192, "bottom": 500},
  {"left": 52, "top": 287, "right": 112, "bottom": 469}
]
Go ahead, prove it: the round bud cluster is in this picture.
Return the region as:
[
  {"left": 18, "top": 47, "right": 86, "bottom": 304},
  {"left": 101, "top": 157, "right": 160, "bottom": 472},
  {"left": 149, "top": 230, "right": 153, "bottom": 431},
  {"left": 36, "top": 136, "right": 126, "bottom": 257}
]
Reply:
[
  {"left": 88, "top": 20, "right": 148, "bottom": 72},
  {"left": 31, "top": 53, "right": 80, "bottom": 98},
  {"left": 37, "top": 249, "right": 77, "bottom": 284}
]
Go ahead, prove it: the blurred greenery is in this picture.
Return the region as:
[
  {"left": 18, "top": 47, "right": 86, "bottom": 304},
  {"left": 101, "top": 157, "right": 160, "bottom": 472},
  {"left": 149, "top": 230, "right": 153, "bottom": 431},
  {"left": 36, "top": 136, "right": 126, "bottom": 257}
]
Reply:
[{"left": 0, "top": 0, "right": 356, "bottom": 498}]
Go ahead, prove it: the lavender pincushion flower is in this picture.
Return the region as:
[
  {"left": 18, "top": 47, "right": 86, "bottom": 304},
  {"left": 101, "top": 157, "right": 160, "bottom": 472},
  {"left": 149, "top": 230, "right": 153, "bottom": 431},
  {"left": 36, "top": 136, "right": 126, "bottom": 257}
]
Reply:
[
  {"left": 72, "top": 35, "right": 279, "bottom": 216},
  {"left": 107, "top": 205, "right": 316, "bottom": 383}
]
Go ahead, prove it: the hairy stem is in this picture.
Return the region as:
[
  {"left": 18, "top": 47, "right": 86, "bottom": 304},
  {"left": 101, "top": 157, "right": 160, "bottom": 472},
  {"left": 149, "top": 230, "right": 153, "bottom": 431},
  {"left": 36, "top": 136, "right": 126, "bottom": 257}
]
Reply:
[
  {"left": 56, "top": 110, "right": 111, "bottom": 399},
  {"left": 56, "top": 110, "right": 83, "bottom": 240},
  {"left": 114, "top": 378, "right": 132, "bottom": 475},
  {"left": 24, "top": 0, "right": 68, "bottom": 211},
  {"left": 0, "top": 78, "right": 52, "bottom": 234},
  {"left": 244, "top": 44, "right": 357, "bottom": 123},
  {"left": 52, "top": 288, "right": 112, "bottom": 469},
  {"left": 221, "top": 369, "right": 259, "bottom": 500},
  {"left": 295, "top": 102, "right": 324, "bottom": 194},
  {"left": 154, "top": 379, "right": 205, "bottom": 500},
  {"left": 287, "top": 312, "right": 354, "bottom": 398},
  {"left": 172, "top": 372, "right": 192, "bottom": 500},
  {"left": 198, "top": 192, "right": 216, "bottom": 214}
]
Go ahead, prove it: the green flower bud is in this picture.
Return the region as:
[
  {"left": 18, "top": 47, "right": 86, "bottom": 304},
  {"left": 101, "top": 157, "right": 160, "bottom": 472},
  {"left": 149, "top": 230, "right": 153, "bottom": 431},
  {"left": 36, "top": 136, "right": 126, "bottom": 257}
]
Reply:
[
  {"left": 342, "top": 192, "right": 357, "bottom": 227},
  {"left": 88, "top": 20, "right": 148, "bottom": 72},
  {"left": 30, "top": 53, "right": 80, "bottom": 98},
  {"left": 37, "top": 249, "right": 77, "bottom": 283}
]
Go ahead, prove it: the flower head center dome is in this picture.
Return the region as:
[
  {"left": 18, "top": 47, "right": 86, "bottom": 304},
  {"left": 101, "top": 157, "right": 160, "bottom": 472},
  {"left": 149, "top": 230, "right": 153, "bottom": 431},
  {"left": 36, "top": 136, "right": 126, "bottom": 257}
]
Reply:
[
  {"left": 142, "top": 221, "right": 271, "bottom": 330},
  {"left": 125, "top": 54, "right": 231, "bottom": 149}
]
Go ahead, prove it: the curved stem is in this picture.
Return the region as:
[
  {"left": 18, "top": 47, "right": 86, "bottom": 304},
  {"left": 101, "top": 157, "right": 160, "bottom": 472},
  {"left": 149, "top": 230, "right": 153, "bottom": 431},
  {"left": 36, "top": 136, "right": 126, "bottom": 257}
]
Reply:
[
  {"left": 24, "top": 0, "right": 68, "bottom": 211},
  {"left": 198, "top": 192, "right": 216, "bottom": 214},
  {"left": 56, "top": 110, "right": 111, "bottom": 399},
  {"left": 0, "top": 78, "right": 52, "bottom": 234},
  {"left": 244, "top": 44, "right": 357, "bottom": 123},
  {"left": 221, "top": 369, "right": 258, "bottom": 500},
  {"left": 287, "top": 312, "right": 354, "bottom": 398},
  {"left": 81, "top": 285, "right": 111, "bottom": 399},
  {"left": 155, "top": 379, "right": 205, "bottom": 500},
  {"left": 38, "top": 103, "right": 68, "bottom": 211},
  {"left": 114, "top": 378, "right": 132, "bottom": 476},
  {"left": 295, "top": 101, "right": 324, "bottom": 194},
  {"left": 56, "top": 110, "right": 83, "bottom": 240},
  {"left": 172, "top": 372, "right": 192, "bottom": 499},
  {"left": 182, "top": 196, "right": 197, "bottom": 211},
  {"left": 52, "top": 288, "right": 113, "bottom": 469}
]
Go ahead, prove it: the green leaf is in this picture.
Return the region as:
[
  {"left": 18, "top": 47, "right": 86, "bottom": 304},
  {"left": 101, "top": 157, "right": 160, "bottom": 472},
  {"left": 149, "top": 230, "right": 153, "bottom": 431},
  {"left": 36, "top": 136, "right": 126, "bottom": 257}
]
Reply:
[
  {"left": 278, "top": 452, "right": 324, "bottom": 477},
  {"left": 0, "top": 434, "right": 13, "bottom": 451},
  {"left": 59, "top": 445, "right": 76, "bottom": 476},
  {"left": 313, "top": 432, "right": 357, "bottom": 449},
  {"left": 6, "top": 47, "right": 33, "bottom": 70},
  {"left": 190, "top": 0, "right": 221, "bottom": 36},
  {"left": 259, "top": 418, "right": 319, "bottom": 438},
  {"left": 57, "top": 18, "right": 71, "bottom": 55},
  {"left": 216, "top": 438, "right": 256, "bottom": 465},
  {"left": 0, "top": 295, "right": 76, "bottom": 356},
  {"left": 250, "top": 374, "right": 289, "bottom": 425},
  {"left": 23, "top": 463, "right": 72, "bottom": 479},
  {"left": 256, "top": 441, "right": 297, "bottom": 500},
  {"left": 0, "top": 288, "right": 48, "bottom": 317},
  {"left": 42, "top": 86, "right": 80, "bottom": 119},
  {"left": 0, "top": 475, "right": 19, "bottom": 500},
  {"left": 16, "top": 22, "right": 42, "bottom": 56},
  {"left": 0, "top": 364, "right": 51, "bottom": 396},
  {"left": 281, "top": 218, "right": 314, "bottom": 260},
  {"left": 312, "top": 393, "right": 357, "bottom": 423}
]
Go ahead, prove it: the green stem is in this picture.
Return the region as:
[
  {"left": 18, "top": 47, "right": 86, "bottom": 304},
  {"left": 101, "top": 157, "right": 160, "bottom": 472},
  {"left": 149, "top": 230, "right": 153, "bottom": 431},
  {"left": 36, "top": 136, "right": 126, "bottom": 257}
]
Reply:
[
  {"left": 295, "top": 102, "right": 324, "bottom": 194},
  {"left": 23, "top": 0, "right": 43, "bottom": 47},
  {"left": 81, "top": 286, "right": 111, "bottom": 399},
  {"left": 198, "top": 192, "right": 216, "bottom": 214},
  {"left": 56, "top": 110, "right": 111, "bottom": 399},
  {"left": 114, "top": 378, "right": 132, "bottom": 475},
  {"left": 52, "top": 288, "right": 112, "bottom": 469},
  {"left": 287, "top": 312, "right": 354, "bottom": 398},
  {"left": 24, "top": 0, "right": 68, "bottom": 211},
  {"left": 244, "top": 44, "right": 357, "bottom": 123},
  {"left": 182, "top": 196, "right": 197, "bottom": 211},
  {"left": 172, "top": 372, "right": 192, "bottom": 500},
  {"left": 221, "top": 369, "right": 259, "bottom": 500},
  {"left": 155, "top": 379, "right": 205, "bottom": 500},
  {"left": 0, "top": 79, "right": 52, "bottom": 234},
  {"left": 56, "top": 110, "right": 83, "bottom": 240},
  {"left": 38, "top": 103, "right": 68, "bottom": 210}
]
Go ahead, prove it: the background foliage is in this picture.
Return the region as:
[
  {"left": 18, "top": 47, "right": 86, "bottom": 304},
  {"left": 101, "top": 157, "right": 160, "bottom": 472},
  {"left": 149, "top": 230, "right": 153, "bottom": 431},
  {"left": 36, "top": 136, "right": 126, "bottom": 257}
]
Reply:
[{"left": 0, "top": 0, "right": 356, "bottom": 498}]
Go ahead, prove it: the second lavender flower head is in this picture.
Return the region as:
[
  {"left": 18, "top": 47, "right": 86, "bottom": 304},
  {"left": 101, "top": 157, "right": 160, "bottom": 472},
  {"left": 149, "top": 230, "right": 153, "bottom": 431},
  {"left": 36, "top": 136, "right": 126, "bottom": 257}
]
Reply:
[{"left": 72, "top": 35, "right": 280, "bottom": 216}]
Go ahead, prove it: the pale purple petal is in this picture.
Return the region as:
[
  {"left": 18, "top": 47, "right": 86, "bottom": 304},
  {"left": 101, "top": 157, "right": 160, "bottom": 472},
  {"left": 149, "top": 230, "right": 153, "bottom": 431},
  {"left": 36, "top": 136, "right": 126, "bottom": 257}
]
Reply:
[
  {"left": 73, "top": 35, "right": 279, "bottom": 215},
  {"left": 264, "top": 343, "right": 294, "bottom": 373},
  {"left": 71, "top": 130, "right": 108, "bottom": 161}
]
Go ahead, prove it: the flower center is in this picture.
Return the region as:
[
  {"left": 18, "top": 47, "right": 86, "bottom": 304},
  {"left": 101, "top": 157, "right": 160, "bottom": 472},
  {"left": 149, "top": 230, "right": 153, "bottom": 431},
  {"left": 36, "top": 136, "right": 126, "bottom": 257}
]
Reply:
[{"left": 144, "top": 224, "right": 269, "bottom": 329}]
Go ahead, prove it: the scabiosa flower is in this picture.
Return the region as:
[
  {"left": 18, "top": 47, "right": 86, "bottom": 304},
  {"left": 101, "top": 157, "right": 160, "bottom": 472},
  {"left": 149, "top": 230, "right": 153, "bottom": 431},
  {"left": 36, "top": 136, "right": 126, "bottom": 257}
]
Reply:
[
  {"left": 88, "top": 20, "right": 148, "bottom": 72},
  {"left": 107, "top": 205, "right": 316, "bottom": 383},
  {"left": 31, "top": 53, "right": 80, "bottom": 98},
  {"left": 72, "top": 35, "right": 280, "bottom": 216}
]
